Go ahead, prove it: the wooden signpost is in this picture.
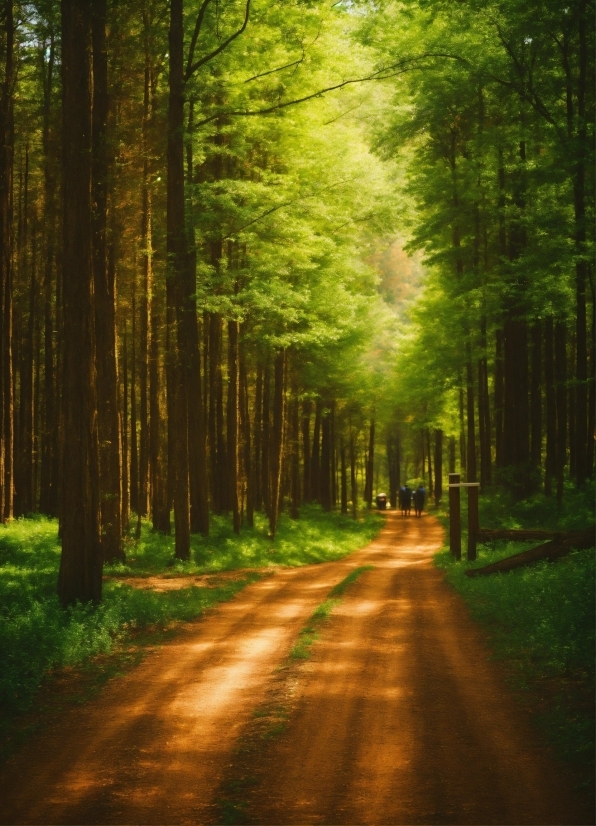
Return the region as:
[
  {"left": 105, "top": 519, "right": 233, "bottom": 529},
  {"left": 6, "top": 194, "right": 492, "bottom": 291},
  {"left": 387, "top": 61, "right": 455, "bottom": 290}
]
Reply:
[{"left": 448, "top": 475, "right": 480, "bottom": 562}]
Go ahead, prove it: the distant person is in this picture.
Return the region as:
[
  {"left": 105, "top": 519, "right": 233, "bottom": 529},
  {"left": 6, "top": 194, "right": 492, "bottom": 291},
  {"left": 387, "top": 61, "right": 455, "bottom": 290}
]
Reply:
[
  {"left": 399, "top": 486, "right": 407, "bottom": 515},
  {"left": 375, "top": 492, "right": 387, "bottom": 511},
  {"left": 413, "top": 484, "right": 425, "bottom": 517},
  {"left": 403, "top": 485, "right": 413, "bottom": 516}
]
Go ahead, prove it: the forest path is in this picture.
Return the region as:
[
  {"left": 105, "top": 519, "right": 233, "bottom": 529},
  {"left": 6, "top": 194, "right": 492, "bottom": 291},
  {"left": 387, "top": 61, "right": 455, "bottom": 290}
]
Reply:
[{"left": 0, "top": 513, "right": 591, "bottom": 825}]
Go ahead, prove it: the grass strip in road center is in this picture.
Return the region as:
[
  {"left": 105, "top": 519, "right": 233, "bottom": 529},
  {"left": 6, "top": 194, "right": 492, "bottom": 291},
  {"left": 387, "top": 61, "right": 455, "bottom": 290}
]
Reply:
[
  {"left": 217, "top": 564, "right": 374, "bottom": 825},
  {"left": 290, "top": 566, "right": 374, "bottom": 660}
]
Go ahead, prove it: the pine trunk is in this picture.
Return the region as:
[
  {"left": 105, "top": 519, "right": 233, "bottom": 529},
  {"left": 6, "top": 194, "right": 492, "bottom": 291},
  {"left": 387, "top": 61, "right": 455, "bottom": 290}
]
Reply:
[
  {"left": 268, "top": 350, "right": 285, "bottom": 538},
  {"left": 58, "top": 0, "right": 102, "bottom": 606}
]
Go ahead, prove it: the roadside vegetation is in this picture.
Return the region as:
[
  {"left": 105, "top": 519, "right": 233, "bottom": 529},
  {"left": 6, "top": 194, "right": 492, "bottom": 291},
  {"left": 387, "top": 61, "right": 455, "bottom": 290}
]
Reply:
[
  {"left": 0, "top": 508, "right": 382, "bottom": 744},
  {"left": 435, "top": 483, "right": 595, "bottom": 789}
]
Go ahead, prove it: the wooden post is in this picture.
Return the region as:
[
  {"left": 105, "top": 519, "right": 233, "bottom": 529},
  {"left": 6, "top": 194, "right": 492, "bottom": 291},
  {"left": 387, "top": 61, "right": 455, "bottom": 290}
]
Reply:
[
  {"left": 449, "top": 472, "right": 461, "bottom": 560},
  {"left": 467, "top": 483, "right": 479, "bottom": 561}
]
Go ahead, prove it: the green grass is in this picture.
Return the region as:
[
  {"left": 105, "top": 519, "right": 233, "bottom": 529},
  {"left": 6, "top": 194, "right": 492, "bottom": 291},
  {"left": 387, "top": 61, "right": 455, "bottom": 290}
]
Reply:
[
  {"left": 435, "top": 482, "right": 595, "bottom": 788},
  {"left": 289, "top": 566, "right": 374, "bottom": 660},
  {"left": 108, "top": 505, "right": 382, "bottom": 577},
  {"left": 0, "top": 507, "right": 381, "bottom": 739}
]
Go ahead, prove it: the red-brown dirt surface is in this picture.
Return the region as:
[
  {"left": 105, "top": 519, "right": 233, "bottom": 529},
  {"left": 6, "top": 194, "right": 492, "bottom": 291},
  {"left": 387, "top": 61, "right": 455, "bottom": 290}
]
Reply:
[{"left": 0, "top": 513, "right": 592, "bottom": 826}]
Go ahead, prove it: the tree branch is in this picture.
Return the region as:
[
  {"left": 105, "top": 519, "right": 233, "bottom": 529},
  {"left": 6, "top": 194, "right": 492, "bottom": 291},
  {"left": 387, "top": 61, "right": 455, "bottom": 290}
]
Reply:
[
  {"left": 192, "top": 52, "right": 467, "bottom": 128},
  {"left": 243, "top": 55, "right": 304, "bottom": 83},
  {"left": 185, "top": 0, "right": 213, "bottom": 80},
  {"left": 185, "top": 0, "right": 251, "bottom": 82}
]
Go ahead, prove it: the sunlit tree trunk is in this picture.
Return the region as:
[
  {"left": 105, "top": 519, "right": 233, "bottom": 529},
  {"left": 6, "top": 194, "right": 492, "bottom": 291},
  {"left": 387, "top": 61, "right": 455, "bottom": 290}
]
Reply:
[
  {"left": 301, "top": 399, "right": 311, "bottom": 503},
  {"left": 268, "top": 350, "right": 285, "bottom": 537},
  {"left": 92, "top": 0, "right": 123, "bottom": 561}
]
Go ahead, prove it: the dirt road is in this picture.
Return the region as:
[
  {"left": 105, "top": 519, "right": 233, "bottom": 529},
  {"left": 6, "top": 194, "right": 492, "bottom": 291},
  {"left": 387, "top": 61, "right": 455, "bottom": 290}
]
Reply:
[{"left": 0, "top": 513, "right": 591, "bottom": 825}]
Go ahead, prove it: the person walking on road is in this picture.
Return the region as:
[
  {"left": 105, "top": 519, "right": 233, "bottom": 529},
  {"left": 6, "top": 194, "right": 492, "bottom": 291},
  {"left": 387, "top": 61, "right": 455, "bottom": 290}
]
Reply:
[
  {"left": 403, "top": 485, "right": 413, "bottom": 516},
  {"left": 413, "top": 484, "right": 425, "bottom": 517},
  {"left": 399, "top": 486, "right": 407, "bottom": 515}
]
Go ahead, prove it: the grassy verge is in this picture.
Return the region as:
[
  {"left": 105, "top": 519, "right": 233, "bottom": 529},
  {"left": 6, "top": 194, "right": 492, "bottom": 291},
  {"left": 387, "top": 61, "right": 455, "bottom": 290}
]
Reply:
[
  {"left": 108, "top": 505, "right": 382, "bottom": 577},
  {"left": 0, "top": 507, "right": 381, "bottom": 749},
  {"left": 434, "top": 482, "right": 594, "bottom": 790}
]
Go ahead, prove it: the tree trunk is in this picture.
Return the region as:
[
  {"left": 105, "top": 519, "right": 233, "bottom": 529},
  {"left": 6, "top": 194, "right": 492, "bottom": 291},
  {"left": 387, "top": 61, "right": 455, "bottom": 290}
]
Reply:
[
  {"left": 167, "top": 0, "right": 190, "bottom": 559},
  {"left": 340, "top": 436, "right": 347, "bottom": 514},
  {"left": 555, "top": 320, "right": 567, "bottom": 507},
  {"left": 448, "top": 435, "right": 456, "bottom": 474},
  {"left": 426, "top": 428, "right": 433, "bottom": 498},
  {"left": 364, "top": 418, "right": 375, "bottom": 508},
  {"left": 289, "top": 377, "right": 300, "bottom": 519},
  {"left": 239, "top": 339, "right": 253, "bottom": 527},
  {"left": 320, "top": 406, "right": 331, "bottom": 511},
  {"left": 494, "top": 329, "right": 504, "bottom": 468},
  {"left": 92, "top": 0, "right": 123, "bottom": 561},
  {"left": 268, "top": 350, "right": 285, "bottom": 538},
  {"left": 121, "top": 321, "right": 130, "bottom": 530},
  {"left": 58, "top": 0, "right": 102, "bottom": 606},
  {"left": 0, "top": 0, "right": 14, "bottom": 522},
  {"left": 261, "top": 359, "right": 270, "bottom": 516},
  {"left": 466, "top": 346, "right": 477, "bottom": 483},
  {"left": 301, "top": 399, "right": 311, "bottom": 504},
  {"left": 349, "top": 428, "right": 357, "bottom": 518},
  {"left": 544, "top": 317, "right": 556, "bottom": 496},
  {"left": 39, "top": 32, "right": 57, "bottom": 516},
  {"left": 227, "top": 319, "right": 240, "bottom": 533},
  {"left": 573, "top": 0, "right": 588, "bottom": 486},
  {"left": 503, "top": 317, "right": 530, "bottom": 491},
  {"left": 130, "top": 282, "right": 139, "bottom": 515},
  {"left": 253, "top": 362, "right": 262, "bottom": 512},
  {"left": 434, "top": 428, "right": 443, "bottom": 505},
  {"left": 311, "top": 399, "right": 321, "bottom": 503}
]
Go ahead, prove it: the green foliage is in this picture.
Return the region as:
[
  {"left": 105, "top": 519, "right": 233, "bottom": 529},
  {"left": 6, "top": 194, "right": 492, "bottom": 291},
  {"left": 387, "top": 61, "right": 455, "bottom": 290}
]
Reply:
[
  {"left": 0, "top": 509, "right": 381, "bottom": 730},
  {"left": 112, "top": 506, "right": 382, "bottom": 576}
]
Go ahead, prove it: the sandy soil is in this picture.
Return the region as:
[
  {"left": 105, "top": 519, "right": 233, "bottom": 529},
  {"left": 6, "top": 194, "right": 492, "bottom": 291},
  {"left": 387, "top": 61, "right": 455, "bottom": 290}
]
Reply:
[{"left": 0, "top": 513, "right": 591, "bottom": 825}]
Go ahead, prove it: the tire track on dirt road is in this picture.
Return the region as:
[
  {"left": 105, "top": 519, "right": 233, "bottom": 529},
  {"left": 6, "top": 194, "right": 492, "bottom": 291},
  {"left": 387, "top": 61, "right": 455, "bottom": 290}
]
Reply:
[
  {"left": 235, "top": 514, "right": 593, "bottom": 826},
  {"left": 0, "top": 516, "right": 386, "bottom": 825}
]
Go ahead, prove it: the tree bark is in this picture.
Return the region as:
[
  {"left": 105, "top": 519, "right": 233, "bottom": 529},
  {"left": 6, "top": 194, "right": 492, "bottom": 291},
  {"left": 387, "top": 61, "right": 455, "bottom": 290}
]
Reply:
[
  {"left": 239, "top": 338, "right": 253, "bottom": 527},
  {"left": 555, "top": 320, "right": 567, "bottom": 507},
  {"left": 167, "top": 0, "right": 190, "bottom": 559},
  {"left": 466, "top": 346, "right": 477, "bottom": 483},
  {"left": 58, "top": 0, "right": 102, "bottom": 606},
  {"left": 268, "top": 350, "right": 285, "bottom": 538},
  {"left": 434, "top": 428, "right": 443, "bottom": 505},
  {"left": 364, "top": 418, "right": 375, "bottom": 507},
  {"left": 349, "top": 427, "right": 357, "bottom": 518},
  {"left": 289, "top": 376, "right": 300, "bottom": 519},
  {"left": 39, "top": 30, "right": 58, "bottom": 516},
  {"left": 301, "top": 399, "right": 311, "bottom": 504},
  {"left": 544, "top": 317, "right": 556, "bottom": 496},
  {"left": 310, "top": 399, "right": 321, "bottom": 503},
  {"left": 227, "top": 319, "right": 240, "bottom": 533},
  {"left": 92, "top": 0, "right": 123, "bottom": 561},
  {"left": 0, "top": 0, "right": 14, "bottom": 521},
  {"left": 320, "top": 406, "right": 331, "bottom": 511}
]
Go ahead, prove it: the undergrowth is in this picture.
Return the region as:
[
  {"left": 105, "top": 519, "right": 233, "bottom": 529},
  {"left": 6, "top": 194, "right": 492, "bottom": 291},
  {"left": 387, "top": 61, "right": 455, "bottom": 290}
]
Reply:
[
  {"left": 435, "top": 482, "right": 595, "bottom": 789},
  {"left": 0, "top": 507, "right": 381, "bottom": 737},
  {"left": 109, "top": 505, "right": 381, "bottom": 577}
]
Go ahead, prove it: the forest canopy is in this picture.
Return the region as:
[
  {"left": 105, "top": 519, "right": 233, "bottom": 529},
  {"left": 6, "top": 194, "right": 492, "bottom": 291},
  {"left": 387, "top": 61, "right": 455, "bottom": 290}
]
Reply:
[{"left": 0, "top": 0, "right": 592, "bottom": 605}]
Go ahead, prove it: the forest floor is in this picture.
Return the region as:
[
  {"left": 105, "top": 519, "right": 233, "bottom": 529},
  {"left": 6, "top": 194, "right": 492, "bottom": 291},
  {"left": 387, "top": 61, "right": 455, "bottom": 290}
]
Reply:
[{"left": 0, "top": 513, "right": 592, "bottom": 826}]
